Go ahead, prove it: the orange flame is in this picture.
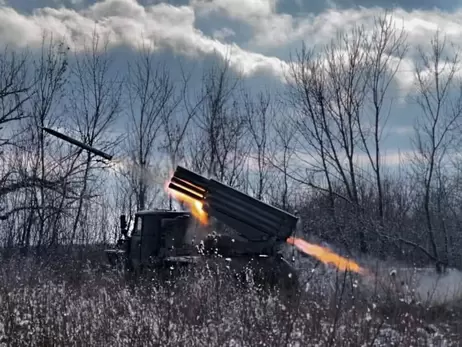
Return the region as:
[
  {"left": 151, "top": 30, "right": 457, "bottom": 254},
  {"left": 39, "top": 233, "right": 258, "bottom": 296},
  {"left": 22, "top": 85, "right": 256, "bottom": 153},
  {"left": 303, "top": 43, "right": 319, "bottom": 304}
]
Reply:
[
  {"left": 166, "top": 182, "right": 208, "bottom": 225},
  {"left": 287, "top": 237, "right": 366, "bottom": 274}
]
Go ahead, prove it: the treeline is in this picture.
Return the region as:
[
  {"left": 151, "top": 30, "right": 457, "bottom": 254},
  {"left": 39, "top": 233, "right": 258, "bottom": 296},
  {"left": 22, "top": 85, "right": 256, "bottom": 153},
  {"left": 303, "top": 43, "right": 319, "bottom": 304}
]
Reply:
[{"left": 1, "top": 13, "right": 462, "bottom": 272}]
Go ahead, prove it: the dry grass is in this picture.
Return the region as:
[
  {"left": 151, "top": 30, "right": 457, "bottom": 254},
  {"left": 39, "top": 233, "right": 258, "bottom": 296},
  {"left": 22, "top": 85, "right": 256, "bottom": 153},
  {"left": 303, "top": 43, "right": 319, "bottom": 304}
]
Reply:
[{"left": 0, "top": 252, "right": 460, "bottom": 346}]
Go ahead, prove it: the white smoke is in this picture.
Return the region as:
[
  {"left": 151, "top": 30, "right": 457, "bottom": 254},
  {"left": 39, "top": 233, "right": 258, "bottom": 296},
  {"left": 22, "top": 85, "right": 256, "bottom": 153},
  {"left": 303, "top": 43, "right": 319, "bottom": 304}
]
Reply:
[
  {"left": 406, "top": 268, "right": 462, "bottom": 306},
  {"left": 357, "top": 262, "right": 462, "bottom": 307}
]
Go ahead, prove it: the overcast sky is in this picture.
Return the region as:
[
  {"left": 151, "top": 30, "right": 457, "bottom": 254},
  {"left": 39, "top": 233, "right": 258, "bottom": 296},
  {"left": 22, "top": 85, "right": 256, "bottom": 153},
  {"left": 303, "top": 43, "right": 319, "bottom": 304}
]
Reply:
[{"left": 1, "top": 0, "right": 461, "bottom": 167}]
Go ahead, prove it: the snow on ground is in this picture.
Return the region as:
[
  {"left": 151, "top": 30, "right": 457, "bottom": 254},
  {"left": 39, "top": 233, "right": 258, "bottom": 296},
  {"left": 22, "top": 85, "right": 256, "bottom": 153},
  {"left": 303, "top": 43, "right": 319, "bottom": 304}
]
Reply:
[{"left": 0, "top": 254, "right": 460, "bottom": 346}]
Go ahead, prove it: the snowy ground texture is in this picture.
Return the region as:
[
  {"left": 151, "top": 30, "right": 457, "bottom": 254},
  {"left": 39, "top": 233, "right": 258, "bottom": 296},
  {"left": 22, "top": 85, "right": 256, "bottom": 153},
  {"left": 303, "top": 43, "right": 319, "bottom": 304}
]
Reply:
[{"left": 0, "top": 253, "right": 461, "bottom": 346}]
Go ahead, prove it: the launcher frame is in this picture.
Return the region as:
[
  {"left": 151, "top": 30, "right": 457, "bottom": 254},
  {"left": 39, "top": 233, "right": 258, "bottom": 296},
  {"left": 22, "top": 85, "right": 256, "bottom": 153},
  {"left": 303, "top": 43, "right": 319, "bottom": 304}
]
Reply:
[{"left": 168, "top": 166, "right": 299, "bottom": 243}]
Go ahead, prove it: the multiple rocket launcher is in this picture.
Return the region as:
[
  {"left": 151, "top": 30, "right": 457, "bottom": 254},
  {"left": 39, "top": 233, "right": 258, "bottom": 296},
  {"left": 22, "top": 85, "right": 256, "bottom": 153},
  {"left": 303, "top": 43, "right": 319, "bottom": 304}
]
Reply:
[{"left": 41, "top": 126, "right": 365, "bottom": 275}]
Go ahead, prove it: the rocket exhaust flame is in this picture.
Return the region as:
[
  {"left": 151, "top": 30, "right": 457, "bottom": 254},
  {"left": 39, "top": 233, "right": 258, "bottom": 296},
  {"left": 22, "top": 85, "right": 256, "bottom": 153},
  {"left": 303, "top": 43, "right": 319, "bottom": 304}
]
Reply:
[
  {"left": 167, "top": 180, "right": 208, "bottom": 225},
  {"left": 287, "top": 237, "right": 366, "bottom": 274}
]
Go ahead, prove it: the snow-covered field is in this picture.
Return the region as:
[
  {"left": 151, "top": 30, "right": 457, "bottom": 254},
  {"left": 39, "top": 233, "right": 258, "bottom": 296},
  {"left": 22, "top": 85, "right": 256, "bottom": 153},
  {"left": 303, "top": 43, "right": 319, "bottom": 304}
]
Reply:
[{"left": 0, "top": 255, "right": 460, "bottom": 346}]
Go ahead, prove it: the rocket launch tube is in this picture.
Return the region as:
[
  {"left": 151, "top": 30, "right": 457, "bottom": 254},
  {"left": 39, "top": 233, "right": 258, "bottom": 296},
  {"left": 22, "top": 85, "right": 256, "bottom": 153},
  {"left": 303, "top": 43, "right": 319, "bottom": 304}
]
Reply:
[
  {"left": 168, "top": 182, "right": 203, "bottom": 200},
  {"left": 169, "top": 177, "right": 205, "bottom": 196},
  {"left": 172, "top": 166, "right": 210, "bottom": 188}
]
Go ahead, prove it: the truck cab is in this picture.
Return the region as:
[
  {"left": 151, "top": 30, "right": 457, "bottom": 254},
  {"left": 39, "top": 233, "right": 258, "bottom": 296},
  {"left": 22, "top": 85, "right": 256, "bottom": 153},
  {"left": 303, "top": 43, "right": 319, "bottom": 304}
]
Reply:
[{"left": 105, "top": 209, "right": 193, "bottom": 272}]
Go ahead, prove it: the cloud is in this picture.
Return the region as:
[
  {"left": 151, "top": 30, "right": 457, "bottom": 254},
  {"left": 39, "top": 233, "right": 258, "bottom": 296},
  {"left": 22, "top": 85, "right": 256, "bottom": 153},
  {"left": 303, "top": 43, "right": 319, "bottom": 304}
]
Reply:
[
  {"left": 391, "top": 126, "right": 415, "bottom": 135},
  {"left": 191, "top": 3, "right": 462, "bottom": 53},
  {"left": 1, "top": 0, "right": 462, "bottom": 93},
  {"left": 212, "top": 27, "right": 235, "bottom": 42},
  {"left": 355, "top": 150, "right": 416, "bottom": 167},
  {"left": 191, "top": 0, "right": 293, "bottom": 48},
  {"left": 188, "top": 2, "right": 462, "bottom": 94},
  {"left": 191, "top": 0, "right": 277, "bottom": 19},
  {"left": 0, "top": 0, "right": 290, "bottom": 80}
]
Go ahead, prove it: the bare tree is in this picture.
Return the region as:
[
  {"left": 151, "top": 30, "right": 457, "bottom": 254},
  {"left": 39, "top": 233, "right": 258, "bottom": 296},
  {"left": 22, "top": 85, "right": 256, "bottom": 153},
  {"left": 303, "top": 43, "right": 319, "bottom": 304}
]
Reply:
[
  {"left": 357, "top": 13, "right": 408, "bottom": 221},
  {"left": 285, "top": 27, "right": 370, "bottom": 253},
  {"left": 284, "top": 15, "right": 410, "bottom": 254},
  {"left": 242, "top": 89, "right": 275, "bottom": 200},
  {"left": 160, "top": 61, "right": 204, "bottom": 208},
  {"left": 0, "top": 35, "right": 72, "bottom": 251},
  {"left": 322, "top": 27, "right": 370, "bottom": 209},
  {"left": 0, "top": 46, "right": 30, "bottom": 225},
  {"left": 27, "top": 34, "right": 69, "bottom": 248},
  {"left": 67, "top": 31, "right": 123, "bottom": 244},
  {"left": 409, "top": 30, "right": 462, "bottom": 272},
  {"left": 285, "top": 46, "right": 337, "bottom": 208},
  {"left": 125, "top": 42, "right": 179, "bottom": 211},
  {"left": 186, "top": 57, "right": 249, "bottom": 187},
  {"left": 0, "top": 46, "right": 30, "bottom": 147},
  {"left": 270, "top": 116, "right": 296, "bottom": 211}
]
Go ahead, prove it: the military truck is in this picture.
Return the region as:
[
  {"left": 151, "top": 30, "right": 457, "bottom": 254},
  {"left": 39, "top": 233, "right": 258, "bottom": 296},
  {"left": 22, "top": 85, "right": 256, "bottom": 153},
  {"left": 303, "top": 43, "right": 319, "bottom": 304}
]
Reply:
[{"left": 42, "top": 127, "right": 300, "bottom": 291}]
